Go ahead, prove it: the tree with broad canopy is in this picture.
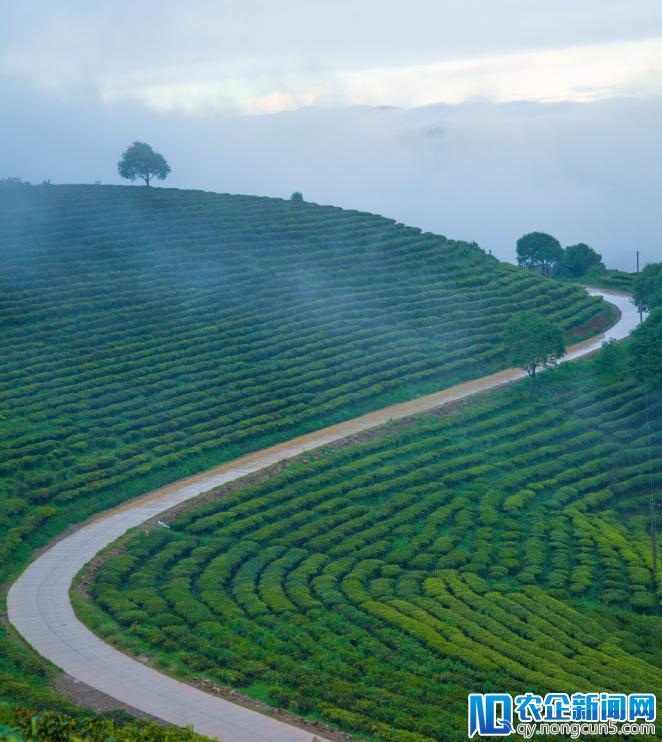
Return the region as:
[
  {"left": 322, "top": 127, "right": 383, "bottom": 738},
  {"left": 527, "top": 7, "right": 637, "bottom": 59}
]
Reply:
[
  {"left": 502, "top": 311, "right": 566, "bottom": 386},
  {"left": 516, "top": 232, "right": 564, "bottom": 277},
  {"left": 556, "top": 242, "right": 604, "bottom": 278},
  {"left": 118, "top": 142, "right": 171, "bottom": 186}
]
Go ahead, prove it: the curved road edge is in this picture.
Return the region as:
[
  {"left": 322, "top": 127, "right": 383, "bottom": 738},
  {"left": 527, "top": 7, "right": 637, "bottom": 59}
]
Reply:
[{"left": 7, "top": 289, "right": 641, "bottom": 742}]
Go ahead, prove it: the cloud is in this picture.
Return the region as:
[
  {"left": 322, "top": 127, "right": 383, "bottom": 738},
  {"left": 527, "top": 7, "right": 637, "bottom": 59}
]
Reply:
[
  {"left": 3, "top": 2, "right": 662, "bottom": 112},
  {"left": 342, "top": 37, "right": 662, "bottom": 108},
  {"left": 14, "top": 35, "right": 648, "bottom": 115},
  {"left": 9, "top": 36, "right": 662, "bottom": 114},
  {"left": 2, "top": 85, "right": 660, "bottom": 273},
  {"left": 2, "top": 2, "right": 661, "bottom": 273}
]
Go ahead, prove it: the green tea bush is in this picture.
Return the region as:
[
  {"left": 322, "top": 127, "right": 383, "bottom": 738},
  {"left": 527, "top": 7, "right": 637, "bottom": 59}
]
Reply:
[{"left": 78, "top": 351, "right": 661, "bottom": 741}]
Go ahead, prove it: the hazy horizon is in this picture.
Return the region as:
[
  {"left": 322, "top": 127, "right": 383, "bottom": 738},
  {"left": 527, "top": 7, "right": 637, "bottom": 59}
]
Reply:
[{"left": 3, "top": 1, "right": 662, "bottom": 270}]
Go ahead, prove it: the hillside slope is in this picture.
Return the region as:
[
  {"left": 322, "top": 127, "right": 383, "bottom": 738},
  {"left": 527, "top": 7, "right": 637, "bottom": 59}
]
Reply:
[
  {"left": 0, "top": 184, "right": 611, "bottom": 711},
  {"left": 0, "top": 185, "right": 610, "bottom": 570},
  {"left": 82, "top": 354, "right": 661, "bottom": 741}
]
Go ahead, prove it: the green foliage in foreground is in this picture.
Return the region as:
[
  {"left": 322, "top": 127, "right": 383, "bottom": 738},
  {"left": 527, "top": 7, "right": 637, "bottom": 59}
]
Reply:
[
  {"left": 83, "top": 349, "right": 661, "bottom": 742},
  {"left": 0, "top": 625, "right": 64, "bottom": 713},
  {"left": 633, "top": 262, "right": 662, "bottom": 313},
  {"left": 629, "top": 309, "right": 662, "bottom": 389},
  {"left": 0, "top": 705, "right": 205, "bottom": 741}
]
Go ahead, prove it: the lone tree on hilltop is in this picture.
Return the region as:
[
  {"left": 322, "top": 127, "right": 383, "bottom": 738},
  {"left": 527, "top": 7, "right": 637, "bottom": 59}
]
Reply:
[
  {"left": 290, "top": 191, "right": 304, "bottom": 203},
  {"left": 502, "top": 311, "right": 566, "bottom": 387},
  {"left": 118, "top": 141, "right": 171, "bottom": 186},
  {"left": 516, "top": 232, "right": 564, "bottom": 277}
]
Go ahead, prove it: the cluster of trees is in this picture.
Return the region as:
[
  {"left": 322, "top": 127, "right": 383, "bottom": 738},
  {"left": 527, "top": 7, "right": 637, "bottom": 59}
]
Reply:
[
  {"left": 0, "top": 178, "right": 54, "bottom": 187},
  {"left": 0, "top": 177, "right": 31, "bottom": 188},
  {"left": 516, "top": 232, "right": 604, "bottom": 279},
  {"left": 514, "top": 238, "right": 661, "bottom": 390}
]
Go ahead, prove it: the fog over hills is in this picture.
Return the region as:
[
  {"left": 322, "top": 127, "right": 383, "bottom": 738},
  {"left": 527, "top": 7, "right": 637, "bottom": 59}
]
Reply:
[{"left": 3, "top": 86, "right": 661, "bottom": 270}]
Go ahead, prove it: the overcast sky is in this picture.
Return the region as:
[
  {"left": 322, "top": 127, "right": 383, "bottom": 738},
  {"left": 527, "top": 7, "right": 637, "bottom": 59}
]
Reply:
[{"left": 2, "top": 1, "right": 662, "bottom": 268}]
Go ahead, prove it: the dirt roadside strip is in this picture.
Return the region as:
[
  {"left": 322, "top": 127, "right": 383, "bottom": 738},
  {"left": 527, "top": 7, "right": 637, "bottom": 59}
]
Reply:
[{"left": 7, "top": 289, "right": 640, "bottom": 742}]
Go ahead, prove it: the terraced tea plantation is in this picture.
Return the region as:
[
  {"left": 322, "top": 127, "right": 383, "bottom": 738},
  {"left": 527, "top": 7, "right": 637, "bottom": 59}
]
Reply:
[
  {"left": 82, "top": 356, "right": 661, "bottom": 741},
  {"left": 0, "top": 184, "right": 608, "bottom": 582}
]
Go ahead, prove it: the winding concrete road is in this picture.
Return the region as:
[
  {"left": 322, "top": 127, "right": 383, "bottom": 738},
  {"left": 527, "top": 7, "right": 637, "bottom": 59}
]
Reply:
[{"left": 7, "top": 289, "right": 640, "bottom": 741}]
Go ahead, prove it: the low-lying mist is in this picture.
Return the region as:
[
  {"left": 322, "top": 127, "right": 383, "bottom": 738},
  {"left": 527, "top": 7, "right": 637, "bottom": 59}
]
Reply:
[{"left": 2, "top": 85, "right": 661, "bottom": 270}]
